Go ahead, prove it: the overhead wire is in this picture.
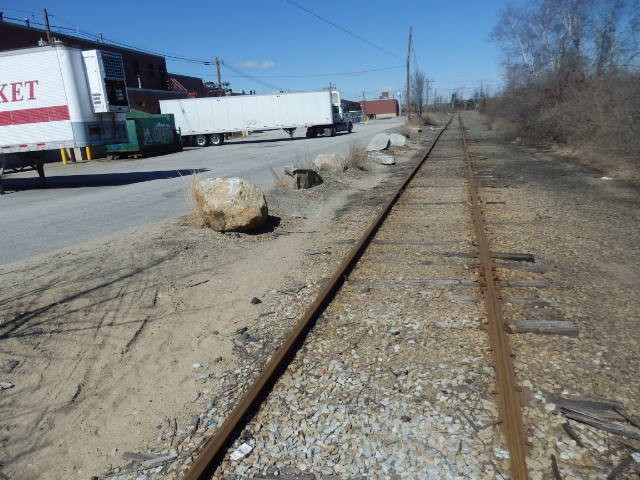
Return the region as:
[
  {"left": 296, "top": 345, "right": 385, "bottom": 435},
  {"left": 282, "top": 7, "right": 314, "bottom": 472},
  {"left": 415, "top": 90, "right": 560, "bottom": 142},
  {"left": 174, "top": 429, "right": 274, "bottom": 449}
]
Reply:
[
  {"left": 3, "top": 14, "right": 212, "bottom": 63},
  {"left": 3, "top": 14, "right": 281, "bottom": 88},
  {"left": 3, "top": 13, "right": 400, "bottom": 89},
  {"left": 226, "top": 65, "right": 403, "bottom": 78},
  {"left": 219, "top": 61, "right": 283, "bottom": 91},
  {"left": 283, "top": 0, "right": 404, "bottom": 62}
]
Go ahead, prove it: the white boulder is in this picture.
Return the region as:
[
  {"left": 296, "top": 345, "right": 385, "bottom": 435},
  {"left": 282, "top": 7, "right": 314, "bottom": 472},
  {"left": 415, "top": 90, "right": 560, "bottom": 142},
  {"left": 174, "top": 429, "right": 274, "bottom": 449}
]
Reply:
[
  {"left": 312, "top": 153, "right": 347, "bottom": 173},
  {"left": 389, "top": 133, "right": 407, "bottom": 147},
  {"left": 194, "top": 177, "right": 268, "bottom": 232},
  {"left": 367, "top": 133, "right": 391, "bottom": 151},
  {"left": 368, "top": 152, "right": 396, "bottom": 165}
]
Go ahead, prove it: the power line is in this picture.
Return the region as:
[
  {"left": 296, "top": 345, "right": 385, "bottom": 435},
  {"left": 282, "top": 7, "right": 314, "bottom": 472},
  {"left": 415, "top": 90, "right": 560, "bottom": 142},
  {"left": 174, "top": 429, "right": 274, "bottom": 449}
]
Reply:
[
  {"left": 411, "top": 43, "right": 419, "bottom": 72},
  {"left": 3, "top": 12, "right": 403, "bottom": 92},
  {"left": 3, "top": 14, "right": 212, "bottom": 63},
  {"left": 284, "top": 0, "right": 404, "bottom": 62},
  {"left": 0, "top": 7, "right": 39, "bottom": 16},
  {"left": 225, "top": 65, "right": 403, "bottom": 79},
  {"left": 221, "top": 62, "right": 283, "bottom": 91},
  {"left": 3, "top": 14, "right": 287, "bottom": 90}
]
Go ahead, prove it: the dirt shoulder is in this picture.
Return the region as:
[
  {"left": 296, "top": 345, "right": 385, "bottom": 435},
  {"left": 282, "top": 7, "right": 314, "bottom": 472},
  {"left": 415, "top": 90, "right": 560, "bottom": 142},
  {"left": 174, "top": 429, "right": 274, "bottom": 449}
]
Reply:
[
  {"left": 468, "top": 111, "right": 640, "bottom": 479},
  {"left": 0, "top": 126, "right": 435, "bottom": 479}
]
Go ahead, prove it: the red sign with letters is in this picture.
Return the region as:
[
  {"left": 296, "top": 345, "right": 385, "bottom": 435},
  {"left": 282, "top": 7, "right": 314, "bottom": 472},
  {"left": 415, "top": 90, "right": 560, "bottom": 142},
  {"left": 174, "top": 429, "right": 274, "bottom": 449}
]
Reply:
[
  {"left": 0, "top": 79, "right": 70, "bottom": 126},
  {"left": 0, "top": 80, "right": 38, "bottom": 103}
]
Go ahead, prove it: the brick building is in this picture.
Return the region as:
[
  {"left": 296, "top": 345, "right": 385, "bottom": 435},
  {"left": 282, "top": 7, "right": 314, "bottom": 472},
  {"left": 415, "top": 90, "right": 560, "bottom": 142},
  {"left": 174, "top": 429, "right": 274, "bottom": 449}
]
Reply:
[
  {"left": 0, "top": 17, "right": 208, "bottom": 113},
  {"left": 360, "top": 98, "right": 400, "bottom": 119}
]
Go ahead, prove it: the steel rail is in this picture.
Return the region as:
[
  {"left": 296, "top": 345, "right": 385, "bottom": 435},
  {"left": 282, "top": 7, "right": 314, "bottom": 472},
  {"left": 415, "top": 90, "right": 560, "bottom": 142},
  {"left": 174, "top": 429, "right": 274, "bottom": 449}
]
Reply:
[
  {"left": 458, "top": 114, "right": 529, "bottom": 480},
  {"left": 183, "top": 116, "right": 455, "bottom": 480}
]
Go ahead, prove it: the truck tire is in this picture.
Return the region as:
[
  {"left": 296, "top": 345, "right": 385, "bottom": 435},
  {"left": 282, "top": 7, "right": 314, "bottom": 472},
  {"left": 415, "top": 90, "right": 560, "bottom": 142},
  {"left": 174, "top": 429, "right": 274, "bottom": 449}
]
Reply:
[
  {"left": 347, "top": 122, "right": 353, "bottom": 133},
  {"left": 305, "top": 128, "right": 317, "bottom": 138},
  {"left": 210, "top": 134, "right": 224, "bottom": 146},
  {"left": 194, "top": 135, "right": 208, "bottom": 147},
  {"left": 329, "top": 126, "right": 337, "bottom": 137}
]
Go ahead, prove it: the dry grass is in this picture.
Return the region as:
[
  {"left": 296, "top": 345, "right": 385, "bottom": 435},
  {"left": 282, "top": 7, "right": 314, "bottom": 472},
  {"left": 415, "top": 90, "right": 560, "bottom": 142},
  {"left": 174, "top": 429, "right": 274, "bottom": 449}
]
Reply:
[
  {"left": 269, "top": 167, "right": 291, "bottom": 188},
  {"left": 344, "top": 144, "right": 368, "bottom": 171},
  {"left": 482, "top": 73, "right": 640, "bottom": 155},
  {"left": 398, "top": 124, "right": 413, "bottom": 137},
  {"left": 400, "top": 112, "right": 441, "bottom": 137},
  {"left": 421, "top": 113, "right": 439, "bottom": 126}
]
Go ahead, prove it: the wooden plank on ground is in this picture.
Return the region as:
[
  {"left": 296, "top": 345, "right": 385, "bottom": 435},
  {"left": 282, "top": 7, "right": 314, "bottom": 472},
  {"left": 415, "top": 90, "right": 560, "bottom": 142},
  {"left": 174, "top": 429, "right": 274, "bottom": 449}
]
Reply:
[
  {"left": 448, "top": 294, "right": 480, "bottom": 303},
  {"left": 495, "top": 261, "right": 545, "bottom": 273},
  {"left": 349, "top": 278, "right": 478, "bottom": 287},
  {"left": 548, "top": 396, "right": 626, "bottom": 421},
  {"left": 505, "top": 280, "right": 550, "bottom": 288},
  {"left": 506, "top": 320, "right": 578, "bottom": 337},
  {"left": 398, "top": 201, "right": 466, "bottom": 205},
  {"left": 372, "top": 240, "right": 460, "bottom": 246},
  {"left": 492, "top": 252, "right": 535, "bottom": 262},
  {"left": 607, "top": 456, "right": 634, "bottom": 480},
  {"left": 564, "top": 411, "right": 640, "bottom": 440},
  {"left": 504, "top": 296, "right": 559, "bottom": 308}
]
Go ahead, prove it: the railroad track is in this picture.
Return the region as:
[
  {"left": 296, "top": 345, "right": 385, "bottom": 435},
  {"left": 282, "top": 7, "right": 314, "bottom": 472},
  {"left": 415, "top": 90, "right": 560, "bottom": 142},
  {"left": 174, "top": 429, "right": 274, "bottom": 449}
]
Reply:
[{"left": 182, "top": 114, "right": 535, "bottom": 479}]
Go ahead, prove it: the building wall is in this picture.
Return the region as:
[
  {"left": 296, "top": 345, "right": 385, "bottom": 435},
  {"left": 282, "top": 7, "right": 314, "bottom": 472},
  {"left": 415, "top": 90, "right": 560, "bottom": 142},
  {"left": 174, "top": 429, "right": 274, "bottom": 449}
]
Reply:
[
  {"left": 0, "top": 19, "right": 207, "bottom": 113},
  {"left": 127, "top": 89, "right": 188, "bottom": 114},
  {"left": 360, "top": 99, "right": 399, "bottom": 117},
  {"left": 169, "top": 73, "right": 208, "bottom": 97},
  {"left": 0, "top": 21, "right": 169, "bottom": 91},
  {"left": 341, "top": 99, "right": 361, "bottom": 112}
]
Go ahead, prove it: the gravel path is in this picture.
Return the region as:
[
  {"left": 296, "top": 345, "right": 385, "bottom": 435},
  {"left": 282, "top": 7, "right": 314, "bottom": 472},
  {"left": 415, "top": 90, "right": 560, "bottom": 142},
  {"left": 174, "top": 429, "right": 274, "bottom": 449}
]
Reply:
[
  {"left": 465, "top": 112, "right": 640, "bottom": 480},
  {"left": 88, "top": 112, "right": 639, "bottom": 480},
  {"left": 208, "top": 118, "right": 512, "bottom": 479}
]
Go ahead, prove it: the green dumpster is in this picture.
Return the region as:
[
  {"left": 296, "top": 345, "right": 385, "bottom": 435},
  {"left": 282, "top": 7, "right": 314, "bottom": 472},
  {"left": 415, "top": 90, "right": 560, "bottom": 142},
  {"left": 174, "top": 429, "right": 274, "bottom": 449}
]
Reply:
[{"left": 106, "top": 111, "right": 182, "bottom": 158}]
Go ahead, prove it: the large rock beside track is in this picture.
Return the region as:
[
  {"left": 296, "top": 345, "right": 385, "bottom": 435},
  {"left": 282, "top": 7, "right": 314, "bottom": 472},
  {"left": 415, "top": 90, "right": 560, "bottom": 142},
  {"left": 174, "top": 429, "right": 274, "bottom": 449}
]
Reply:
[
  {"left": 284, "top": 167, "right": 324, "bottom": 189},
  {"left": 193, "top": 177, "right": 268, "bottom": 232},
  {"left": 312, "top": 153, "right": 347, "bottom": 173},
  {"left": 368, "top": 152, "right": 396, "bottom": 165},
  {"left": 389, "top": 133, "right": 407, "bottom": 147},
  {"left": 367, "top": 133, "right": 391, "bottom": 151}
]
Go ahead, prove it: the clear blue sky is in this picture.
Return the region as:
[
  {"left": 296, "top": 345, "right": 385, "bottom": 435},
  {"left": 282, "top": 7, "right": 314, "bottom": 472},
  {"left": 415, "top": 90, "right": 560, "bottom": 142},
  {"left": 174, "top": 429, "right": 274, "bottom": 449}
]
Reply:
[{"left": 1, "top": 0, "right": 509, "bottom": 102}]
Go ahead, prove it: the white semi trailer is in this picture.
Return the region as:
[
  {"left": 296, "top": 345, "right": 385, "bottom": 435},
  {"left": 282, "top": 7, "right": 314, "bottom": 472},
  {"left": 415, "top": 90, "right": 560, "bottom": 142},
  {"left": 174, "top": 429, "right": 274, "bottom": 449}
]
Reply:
[
  {"left": 0, "top": 44, "right": 129, "bottom": 188},
  {"left": 159, "top": 90, "right": 353, "bottom": 147}
]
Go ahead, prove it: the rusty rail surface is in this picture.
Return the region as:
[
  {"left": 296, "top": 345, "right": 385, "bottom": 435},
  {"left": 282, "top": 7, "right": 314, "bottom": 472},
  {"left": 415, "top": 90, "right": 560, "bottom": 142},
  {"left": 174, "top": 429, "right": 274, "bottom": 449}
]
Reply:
[
  {"left": 458, "top": 114, "right": 529, "bottom": 480},
  {"left": 183, "top": 117, "right": 455, "bottom": 480}
]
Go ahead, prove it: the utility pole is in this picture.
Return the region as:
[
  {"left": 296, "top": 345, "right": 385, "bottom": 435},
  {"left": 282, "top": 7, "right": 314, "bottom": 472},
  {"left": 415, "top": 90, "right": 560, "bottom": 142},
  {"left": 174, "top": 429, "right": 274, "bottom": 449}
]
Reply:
[
  {"left": 406, "top": 25, "right": 412, "bottom": 120},
  {"left": 43, "top": 9, "right": 53, "bottom": 46},
  {"left": 434, "top": 88, "right": 437, "bottom": 110},
  {"left": 215, "top": 57, "right": 222, "bottom": 89}
]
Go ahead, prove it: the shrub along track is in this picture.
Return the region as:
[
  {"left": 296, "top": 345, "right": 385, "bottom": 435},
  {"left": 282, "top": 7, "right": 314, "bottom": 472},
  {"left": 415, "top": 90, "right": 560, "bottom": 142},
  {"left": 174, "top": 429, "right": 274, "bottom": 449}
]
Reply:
[{"left": 178, "top": 115, "right": 538, "bottom": 479}]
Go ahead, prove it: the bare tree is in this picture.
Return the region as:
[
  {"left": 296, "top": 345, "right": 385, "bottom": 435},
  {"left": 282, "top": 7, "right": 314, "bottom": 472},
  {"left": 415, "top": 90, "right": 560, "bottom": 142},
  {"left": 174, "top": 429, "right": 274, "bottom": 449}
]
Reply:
[
  {"left": 489, "top": 0, "right": 640, "bottom": 156},
  {"left": 592, "top": 0, "right": 640, "bottom": 73},
  {"left": 493, "top": 0, "right": 640, "bottom": 79},
  {"left": 412, "top": 70, "right": 426, "bottom": 117}
]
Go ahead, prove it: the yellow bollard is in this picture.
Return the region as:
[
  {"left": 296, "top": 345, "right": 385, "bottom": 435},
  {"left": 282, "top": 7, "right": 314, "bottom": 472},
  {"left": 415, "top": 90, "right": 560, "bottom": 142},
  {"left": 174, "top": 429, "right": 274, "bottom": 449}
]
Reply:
[
  {"left": 60, "top": 148, "right": 68, "bottom": 164},
  {"left": 85, "top": 146, "right": 93, "bottom": 160}
]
